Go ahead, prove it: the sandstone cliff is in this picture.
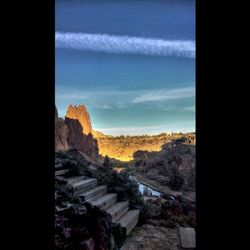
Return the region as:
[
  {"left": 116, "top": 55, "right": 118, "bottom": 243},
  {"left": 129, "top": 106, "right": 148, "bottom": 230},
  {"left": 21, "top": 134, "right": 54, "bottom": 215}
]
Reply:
[
  {"left": 65, "top": 117, "right": 99, "bottom": 160},
  {"left": 55, "top": 105, "right": 99, "bottom": 160},
  {"left": 66, "top": 104, "right": 92, "bottom": 135}
]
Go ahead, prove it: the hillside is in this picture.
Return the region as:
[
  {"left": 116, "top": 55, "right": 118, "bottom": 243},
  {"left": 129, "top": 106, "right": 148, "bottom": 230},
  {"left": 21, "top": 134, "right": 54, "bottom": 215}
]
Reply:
[
  {"left": 132, "top": 137, "right": 196, "bottom": 192},
  {"left": 95, "top": 133, "right": 195, "bottom": 162}
]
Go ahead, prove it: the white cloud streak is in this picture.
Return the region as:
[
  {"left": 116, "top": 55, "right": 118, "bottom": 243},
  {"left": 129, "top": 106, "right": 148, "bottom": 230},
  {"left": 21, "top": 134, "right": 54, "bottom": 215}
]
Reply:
[
  {"left": 181, "top": 105, "right": 195, "bottom": 112},
  {"left": 56, "top": 31, "right": 195, "bottom": 58},
  {"left": 132, "top": 87, "right": 195, "bottom": 103},
  {"left": 93, "top": 104, "right": 113, "bottom": 109}
]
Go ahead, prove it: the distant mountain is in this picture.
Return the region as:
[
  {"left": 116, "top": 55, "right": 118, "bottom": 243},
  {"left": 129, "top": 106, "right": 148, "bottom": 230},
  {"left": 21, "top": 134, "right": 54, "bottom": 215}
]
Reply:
[{"left": 92, "top": 129, "right": 108, "bottom": 138}]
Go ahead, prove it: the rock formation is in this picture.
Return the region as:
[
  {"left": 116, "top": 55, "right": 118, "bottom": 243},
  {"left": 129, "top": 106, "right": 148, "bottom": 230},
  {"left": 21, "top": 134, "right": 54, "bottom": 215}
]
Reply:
[
  {"left": 65, "top": 117, "right": 99, "bottom": 160},
  {"left": 55, "top": 105, "right": 99, "bottom": 160},
  {"left": 66, "top": 105, "right": 92, "bottom": 135},
  {"left": 133, "top": 138, "right": 196, "bottom": 191},
  {"left": 55, "top": 106, "right": 69, "bottom": 151}
]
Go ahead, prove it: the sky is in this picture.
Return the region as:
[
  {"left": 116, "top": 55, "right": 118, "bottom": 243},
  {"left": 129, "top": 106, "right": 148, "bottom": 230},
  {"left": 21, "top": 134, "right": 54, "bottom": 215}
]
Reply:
[{"left": 55, "top": 0, "right": 195, "bottom": 135}]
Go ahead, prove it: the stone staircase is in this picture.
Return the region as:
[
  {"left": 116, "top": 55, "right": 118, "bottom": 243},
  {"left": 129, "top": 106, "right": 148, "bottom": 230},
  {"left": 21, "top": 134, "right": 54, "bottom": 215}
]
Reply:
[{"left": 56, "top": 171, "right": 140, "bottom": 236}]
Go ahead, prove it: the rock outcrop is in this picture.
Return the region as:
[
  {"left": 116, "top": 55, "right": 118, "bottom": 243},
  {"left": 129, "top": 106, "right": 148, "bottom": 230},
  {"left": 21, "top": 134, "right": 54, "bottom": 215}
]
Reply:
[
  {"left": 55, "top": 105, "right": 99, "bottom": 160},
  {"left": 66, "top": 105, "right": 92, "bottom": 135},
  {"left": 133, "top": 138, "right": 195, "bottom": 191},
  {"left": 65, "top": 117, "right": 99, "bottom": 160},
  {"left": 55, "top": 106, "right": 69, "bottom": 151}
]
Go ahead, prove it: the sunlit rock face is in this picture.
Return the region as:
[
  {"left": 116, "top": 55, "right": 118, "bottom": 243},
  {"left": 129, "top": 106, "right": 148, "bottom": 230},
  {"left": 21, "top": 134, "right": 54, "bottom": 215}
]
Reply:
[
  {"left": 55, "top": 105, "right": 99, "bottom": 160},
  {"left": 66, "top": 105, "right": 92, "bottom": 135}
]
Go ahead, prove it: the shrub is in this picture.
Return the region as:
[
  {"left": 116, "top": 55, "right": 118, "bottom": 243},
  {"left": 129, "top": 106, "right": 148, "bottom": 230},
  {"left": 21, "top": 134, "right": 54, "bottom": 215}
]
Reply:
[
  {"left": 169, "top": 165, "right": 184, "bottom": 190},
  {"left": 103, "top": 155, "right": 112, "bottom": 169}
]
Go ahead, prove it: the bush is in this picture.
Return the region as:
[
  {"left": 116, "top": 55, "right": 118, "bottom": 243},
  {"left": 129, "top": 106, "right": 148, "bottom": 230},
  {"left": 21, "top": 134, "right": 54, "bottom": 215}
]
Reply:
[
  {"left": 169, "top": 166, "right": 184, "bottom": 190},
  {"left": 103, "top": 155, "right": 112, "bottom": 169},
  {"left": 66, "top": 160, "right": 92, "bottom": 178},
  {"left": 169, "top": 175, "right": 184, "bottom": 190}
]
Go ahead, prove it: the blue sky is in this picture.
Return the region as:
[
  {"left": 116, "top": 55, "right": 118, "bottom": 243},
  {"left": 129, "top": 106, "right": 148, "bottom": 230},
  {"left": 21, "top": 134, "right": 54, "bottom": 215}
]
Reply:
[{"left": 55, "top": 0, "right": 195, "bottom": 135}]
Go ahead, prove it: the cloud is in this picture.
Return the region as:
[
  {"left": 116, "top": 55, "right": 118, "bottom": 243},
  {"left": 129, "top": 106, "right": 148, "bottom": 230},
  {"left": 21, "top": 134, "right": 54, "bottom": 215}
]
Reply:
[
  {"left": 181, "top": 105, "right": 195, "bottom": 112},
  {"left": 56, "top": 88, "right": 134, "bottom": 100},
  {"left": 132, "top": 87, "right": 195, "bottom": 103},
  {"left": 56, "top": 92, "right": 89, "bottom": 100},
  {"left": 93, "top": 104, "right": 113, "bottom": 109},
  {"left": 157, "top": 104, "right": 176, "bottom": 111},
  {"left": 56, "top": 87, "right": 195, "bottom": 113},
  {"left": 55, "top": 31, "right": 195, "bottom": 58}
]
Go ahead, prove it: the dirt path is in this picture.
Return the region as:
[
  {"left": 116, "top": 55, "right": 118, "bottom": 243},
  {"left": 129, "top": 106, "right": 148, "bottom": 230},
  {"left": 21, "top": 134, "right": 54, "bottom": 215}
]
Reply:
[{"left": 121, "top": 225, "right": 182, "bottom": 250}]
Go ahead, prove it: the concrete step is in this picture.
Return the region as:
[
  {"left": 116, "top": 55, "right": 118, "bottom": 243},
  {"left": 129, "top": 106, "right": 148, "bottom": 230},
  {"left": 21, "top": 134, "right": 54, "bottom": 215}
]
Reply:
[
  {"left": 68, "top": 178, "right": 97, "bottom": 195},
  {"left": 78, "top": 185, "right": 107, "bottom": 201},
  {"left": 66, "top": 176, "right": 87, "bottom": 184},
  {"left": 179, "top": 227, "right": 196, "bottom": 249},
  {"left": 105, "top": 201, "right": 129, "bottom": 223},
  {"left": 117, "top": 210, "right": 140, "bottom": 235},
  {"left": 86, "top": 188, "right": 108, "bottom": 203},
  {"left": 89, "top": 193, "right": 117, "bottom": 210},
  {"left": 55, "top": 169, "right": 69, "bottom": 176}
]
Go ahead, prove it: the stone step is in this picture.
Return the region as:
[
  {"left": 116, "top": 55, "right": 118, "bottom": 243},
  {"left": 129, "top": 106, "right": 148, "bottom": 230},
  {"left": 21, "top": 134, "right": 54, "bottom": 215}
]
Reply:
[
  {"left": 89, "top": 193, "right": 117, "bottom": 210},
  {"left": 78, "top": 186, "right": 107, "bottom": 201},
  {"left": 179, "top": 227, "right": 196, "bottom": 249},
  {"left": 105, "top": 201, "right": 129, "bottom": 223},
  {"left": 68, "top": 178, "right": 97, "bottom": 195},
  {"left": 66, "top": 176, "right": 87, "bottom": 184},
  {"left": 117, "top": 210, "right": 140, "bottom": 235},
  {"left": 55, "top": 169, "right": 69, "bottom": 176},
  {"left": 86, "top": 188, "right": 108, "bottom": 203}
]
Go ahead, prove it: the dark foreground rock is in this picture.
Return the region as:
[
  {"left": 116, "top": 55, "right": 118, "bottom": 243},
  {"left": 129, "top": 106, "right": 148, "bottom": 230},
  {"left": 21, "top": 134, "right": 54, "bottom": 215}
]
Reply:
[{"left": 55, "top": 202, "right": 113, "bottom": 250}]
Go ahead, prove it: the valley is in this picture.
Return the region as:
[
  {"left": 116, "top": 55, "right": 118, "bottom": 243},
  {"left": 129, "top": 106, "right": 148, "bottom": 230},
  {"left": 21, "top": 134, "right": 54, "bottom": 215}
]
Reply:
[
  {"left": 55, "top": 104, "right": 196, "bottom": 249},
  {"left": 95, "top": 132, "right": 195, "bottom": 162}
]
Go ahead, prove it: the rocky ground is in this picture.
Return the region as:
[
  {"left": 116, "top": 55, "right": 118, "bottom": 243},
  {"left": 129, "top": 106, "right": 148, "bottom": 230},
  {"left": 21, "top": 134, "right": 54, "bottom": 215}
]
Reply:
[
  {"left": 121, "top": 225, "right": 181, "bottom": 250},
  {"left": 121, "top": 193, "right": 195, "bottom": 250},
  {"left": 130, "top": 138, "right": 195, "bottom": 196}
]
